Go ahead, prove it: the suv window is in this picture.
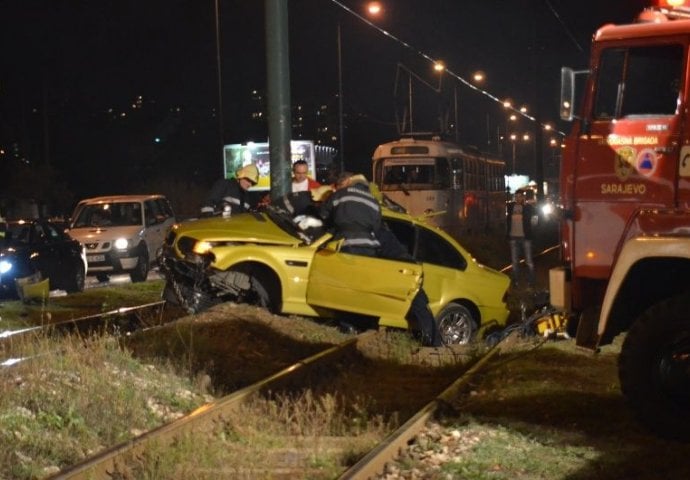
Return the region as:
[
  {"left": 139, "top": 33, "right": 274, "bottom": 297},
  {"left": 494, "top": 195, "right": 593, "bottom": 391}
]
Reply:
[{"left": 157, "top": 198, "right": 174, "bottom": 218}]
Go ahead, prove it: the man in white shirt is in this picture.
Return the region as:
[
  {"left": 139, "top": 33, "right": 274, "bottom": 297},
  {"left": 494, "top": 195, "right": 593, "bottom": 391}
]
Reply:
[
  {"left": 506, "top": 189, "right": 536, "bottom": 287},
  {"left": 291, "top": 160, "right": 321, "bottom": 192}
]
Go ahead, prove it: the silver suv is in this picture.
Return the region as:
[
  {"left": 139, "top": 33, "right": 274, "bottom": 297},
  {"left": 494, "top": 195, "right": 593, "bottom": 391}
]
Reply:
[{"left": 69, "top": 195, "right": 175, "bottom": 282}]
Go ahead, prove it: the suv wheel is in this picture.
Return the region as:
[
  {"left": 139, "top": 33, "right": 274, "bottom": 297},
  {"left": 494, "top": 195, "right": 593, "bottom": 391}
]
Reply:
[{"left": 130, "top": 248, "right": 149, "bottom": 283}]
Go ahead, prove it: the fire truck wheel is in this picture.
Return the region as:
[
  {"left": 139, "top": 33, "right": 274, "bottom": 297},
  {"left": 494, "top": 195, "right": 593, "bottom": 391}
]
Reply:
[{"left": 619, "top": 294, "right": 690, "bottom": 442}]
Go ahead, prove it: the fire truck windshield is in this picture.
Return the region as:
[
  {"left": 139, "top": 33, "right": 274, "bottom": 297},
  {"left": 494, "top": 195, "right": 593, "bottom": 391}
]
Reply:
[{"left": 594, "top": 44, "right": 682, "bottom": 119}]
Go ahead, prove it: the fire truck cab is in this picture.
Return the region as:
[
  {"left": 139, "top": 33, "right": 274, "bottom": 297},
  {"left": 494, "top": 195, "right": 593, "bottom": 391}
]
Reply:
[{"left": 553, "top": 1, "right": 690, "bottom": 441}]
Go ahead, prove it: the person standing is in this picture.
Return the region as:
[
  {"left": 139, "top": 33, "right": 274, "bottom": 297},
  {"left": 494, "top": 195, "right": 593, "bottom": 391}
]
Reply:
[
  {"left": 321, "top": 172, "right": 441, "bottom": 346},
  {"left": 506, "top": 189, "right": 536, "bottom": 287},
  {"left": 377, "top": 224, "right": 443, "bottom": 347},
  {"left": 200, "top": 164, "right": 259, "bottom": 217},
  {"left": 291, "top": 160, "right": 321, "bottom": 192},
  {"left": 319, "top": 172, "right": 381, "bottom": 256}
]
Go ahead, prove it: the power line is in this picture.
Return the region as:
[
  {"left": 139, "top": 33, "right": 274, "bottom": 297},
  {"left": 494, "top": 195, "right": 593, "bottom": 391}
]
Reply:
[
  {"left": 544, "top": 0, "right": 585, "bottom": 54},
  {"left": 329, "top": 0, "right": 565, "bottom": 136}
]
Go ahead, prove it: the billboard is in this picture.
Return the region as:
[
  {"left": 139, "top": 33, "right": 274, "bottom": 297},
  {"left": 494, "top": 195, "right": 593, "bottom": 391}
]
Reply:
[{"left": 223, "top": 140, "right": 316, "bottom": 191}]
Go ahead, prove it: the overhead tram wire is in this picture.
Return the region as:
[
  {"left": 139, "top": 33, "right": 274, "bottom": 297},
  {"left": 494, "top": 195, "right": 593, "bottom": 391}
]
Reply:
[
  {"left": 544, "top": 0, "right": 585, "bottom": 54},
  {"left": 329, "top": 0, "right": 567, "bottom": 137}
]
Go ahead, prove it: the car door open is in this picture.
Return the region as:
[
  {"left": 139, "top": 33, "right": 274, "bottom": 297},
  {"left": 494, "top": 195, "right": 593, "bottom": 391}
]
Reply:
[{"left": 305, "top": 243, "right": 422, "bottom": 321}]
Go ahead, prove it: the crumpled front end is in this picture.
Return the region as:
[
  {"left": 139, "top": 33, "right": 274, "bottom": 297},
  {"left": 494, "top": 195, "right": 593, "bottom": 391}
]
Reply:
[{"left": 158, "top": 232, "right": 252, "bottom": 314}]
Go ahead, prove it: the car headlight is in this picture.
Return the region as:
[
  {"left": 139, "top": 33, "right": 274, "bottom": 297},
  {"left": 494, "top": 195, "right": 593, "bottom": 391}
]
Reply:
[
  {"left": 541, "top": 202, "right": 554, "bottom": 217},
  {"left": 0, "top": 260, "right": 12, "bottom": 274},
  {"left": 114, "top": 238, "right": 129, "bottom": 250},
  {"left": 193, "top": 241, "right": 214, "bottom": 255}
]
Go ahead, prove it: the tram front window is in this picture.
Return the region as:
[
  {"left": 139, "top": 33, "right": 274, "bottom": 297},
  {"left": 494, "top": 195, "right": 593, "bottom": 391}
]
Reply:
[{"left": 382, "top": 160, "right": 447, "bottom": 189}]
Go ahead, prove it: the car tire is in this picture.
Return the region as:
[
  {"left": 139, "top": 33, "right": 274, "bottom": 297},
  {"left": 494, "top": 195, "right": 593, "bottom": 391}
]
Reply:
[
  {"left": 66, "top": 263, "right": 85, "bottom": 293},
  {"left": 228, "top": 266, "right": 278, "bottom": 313},
  {"left": 248, "top": 273, "right": 279, "bottom": 313},
  {"left": 618, "top": 294, "right": 690, "bottom": 441},
  {"left": 130, "top": 248, "right": 149, "bottom": 283},
  {"left": 437, "top": 302, "right": 476, "bottom": 345}
]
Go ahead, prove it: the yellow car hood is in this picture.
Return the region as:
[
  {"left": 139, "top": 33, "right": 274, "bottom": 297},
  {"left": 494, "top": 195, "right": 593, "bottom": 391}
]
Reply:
[{"left": 173, "top": 212, "right": 306, "bottom": 247}]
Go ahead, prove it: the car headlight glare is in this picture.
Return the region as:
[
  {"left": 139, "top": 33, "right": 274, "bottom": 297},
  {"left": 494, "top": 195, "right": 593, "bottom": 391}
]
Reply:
[
  {"left": 193, "top": 241, "right": 214, "bottom": 255},
  {"left": 541, "top": 203, "right": 554, "bottom": 217},
  {"left": 114, "top": 238, "right": 129, "bottom": 250},
  {"left": 0, "top": 260, "right": 12, "bottom": 274}
]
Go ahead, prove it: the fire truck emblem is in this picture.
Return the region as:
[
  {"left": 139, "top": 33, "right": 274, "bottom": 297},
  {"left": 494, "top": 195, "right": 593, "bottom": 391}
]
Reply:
[
  {"left": 614, "top": 146, "right": 636, "bottom": 181},
  {"left": 635, "top": 148, "right": 657, "bottom": 177}
]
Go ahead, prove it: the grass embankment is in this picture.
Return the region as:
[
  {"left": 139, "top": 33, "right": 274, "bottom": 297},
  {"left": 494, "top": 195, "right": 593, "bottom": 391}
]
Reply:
[
  {"left": 0, "top": 280, "right": 166, "bottom": 331},
  {"left": 385, "top": 336, "right": 690, "bottom": 480}
]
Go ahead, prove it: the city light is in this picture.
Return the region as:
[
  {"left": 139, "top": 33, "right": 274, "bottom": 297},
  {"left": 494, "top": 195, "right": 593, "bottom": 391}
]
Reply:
[{"left": 367, "top": 1, "right": 382, "bottom": 15}]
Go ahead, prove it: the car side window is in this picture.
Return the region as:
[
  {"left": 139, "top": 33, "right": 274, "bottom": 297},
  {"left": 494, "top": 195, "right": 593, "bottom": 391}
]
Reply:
[
  {"left": 383, "top": 219, "right": 415, "bottom": 258},
  {"left": 32, "top": 224, "right": 47, "bottom": 244},
  {"left": 42, "top": 223, "right": 61, "bottom": 243},
  {"left": 416, "top": 227, "right": 467, "bottom": 271}
]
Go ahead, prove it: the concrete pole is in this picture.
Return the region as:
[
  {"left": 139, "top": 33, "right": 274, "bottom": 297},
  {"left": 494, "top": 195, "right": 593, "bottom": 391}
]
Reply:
[{"left": 265, "top": 0, "right": 292, "bottom": 200}]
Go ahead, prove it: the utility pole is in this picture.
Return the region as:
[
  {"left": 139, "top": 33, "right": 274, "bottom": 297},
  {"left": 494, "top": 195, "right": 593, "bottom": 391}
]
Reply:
[{"left": 265, "top": 0, "right": 292, "bottom": 200}]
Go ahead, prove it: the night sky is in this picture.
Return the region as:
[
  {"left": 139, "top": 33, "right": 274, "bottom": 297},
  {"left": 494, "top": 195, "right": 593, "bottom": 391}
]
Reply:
[{"left": 0, "top": 0, "right": 650, "bottom": 212}]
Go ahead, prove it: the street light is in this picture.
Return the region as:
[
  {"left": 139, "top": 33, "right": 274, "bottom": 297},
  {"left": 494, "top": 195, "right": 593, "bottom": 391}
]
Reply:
[
  {"left": 433, "top": 65, "right": 484, "bottom": 142},
  {"left": 510, "top": 133, "right": 517, "bottom": 174},
  {"left": 337, "top": 2, "right": 381, "bottom": 171},
  {"left": 367, "top": 1, "right": 383, "bottom": 15},
  {"left": 509, "top": 132, "right": 532, "bottom": 175}
]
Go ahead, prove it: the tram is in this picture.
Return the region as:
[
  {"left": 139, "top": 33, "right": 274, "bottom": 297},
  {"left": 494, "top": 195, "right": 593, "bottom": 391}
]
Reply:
[{"left": 371, "top": 135, "right": 506, "bottom": 236}]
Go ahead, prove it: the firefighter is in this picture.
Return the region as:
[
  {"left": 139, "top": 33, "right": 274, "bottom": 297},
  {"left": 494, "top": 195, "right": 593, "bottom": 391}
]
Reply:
[
  {"left": 321, "top": 172, "right": 441, "bottom": 346},
  {"left": 377, "top": 224, "right": 443, "bottom": 347},
  {"left": 319, "top": 172, "right": 381, "bottom": 256},
  {"left": 200, "top": 164, "right": 259, "bottom": 217}
]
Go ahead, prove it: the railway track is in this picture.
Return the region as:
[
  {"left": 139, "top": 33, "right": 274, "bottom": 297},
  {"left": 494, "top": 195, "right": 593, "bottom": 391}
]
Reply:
[
  {"left": 0, "top": 301, "right": 169, "bottom": 366},
  {"left": 46, "top": 324, "right": 508, "bottom": 480},
  {"left": 1, "top": 245, "right": 556, "bottom": 477}
]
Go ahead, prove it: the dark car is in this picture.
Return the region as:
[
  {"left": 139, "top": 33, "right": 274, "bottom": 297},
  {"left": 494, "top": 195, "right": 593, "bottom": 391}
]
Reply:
[{"left": 0, "top": 219, "right": 87, "bottom": 297}]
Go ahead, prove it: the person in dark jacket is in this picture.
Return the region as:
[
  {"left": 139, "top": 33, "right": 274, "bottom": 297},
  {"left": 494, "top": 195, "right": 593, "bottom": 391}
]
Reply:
[
  {"left": 506, "top": 189, "right": 536, "bottom": 286},
  {"left": 377, "top": 225, "right": 443, "bottom": 347},
  {"left": 319, "top": 172, "right": 381, "bottom": 256},
  {"left": 200, "top": 164, "right": 259, "bottom": 217},
  {"left": 320, "top": 172, "right": 441, "bottom": 346}
]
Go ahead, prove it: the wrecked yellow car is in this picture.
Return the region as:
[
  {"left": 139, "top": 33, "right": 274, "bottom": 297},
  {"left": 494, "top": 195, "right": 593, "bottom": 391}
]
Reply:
[{"left": 158, "top": 206, "right": 510, "bottom": 344}]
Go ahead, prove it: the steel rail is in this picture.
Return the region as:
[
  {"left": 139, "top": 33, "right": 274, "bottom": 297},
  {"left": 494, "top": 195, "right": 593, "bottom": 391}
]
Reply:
[
  {"left": 338, "top": 337, "right": 506, "bottom": 479},
  {"left": 0, "top": 300, "right": 167, "bottom": 356},
  {"left": 499, "top": 244, "right": 560, "bottom": 274},
  {"left": 48, "top": 330, "right": 375, "bottom": 480}
]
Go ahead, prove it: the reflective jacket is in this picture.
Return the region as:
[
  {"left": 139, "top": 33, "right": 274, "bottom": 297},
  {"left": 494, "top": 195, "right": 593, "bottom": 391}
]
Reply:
[
  {"left": 320, "top": 179, "right": 381, "bottom": 250},
  {"left": 200, "top": 178, "right": 251, "bottom": 216}
]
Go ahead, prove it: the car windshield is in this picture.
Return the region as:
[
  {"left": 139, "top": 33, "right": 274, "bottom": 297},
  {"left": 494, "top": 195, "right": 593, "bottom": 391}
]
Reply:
[{"left": 72, "top": 203, "right": 143, "bottom": 228}]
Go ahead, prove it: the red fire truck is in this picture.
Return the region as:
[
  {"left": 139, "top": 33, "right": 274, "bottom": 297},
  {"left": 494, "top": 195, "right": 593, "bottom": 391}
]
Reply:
[{"left": 552, "top": 0, "right": 690, "bottom": 440}]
